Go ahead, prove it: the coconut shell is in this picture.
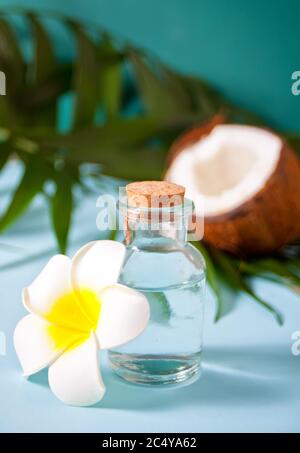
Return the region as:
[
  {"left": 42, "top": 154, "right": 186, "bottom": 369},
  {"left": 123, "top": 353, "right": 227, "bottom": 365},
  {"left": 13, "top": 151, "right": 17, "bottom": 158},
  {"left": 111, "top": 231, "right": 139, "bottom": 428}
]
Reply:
[{"left": 166, "top": 117, "right": 300, "bottom": 256}]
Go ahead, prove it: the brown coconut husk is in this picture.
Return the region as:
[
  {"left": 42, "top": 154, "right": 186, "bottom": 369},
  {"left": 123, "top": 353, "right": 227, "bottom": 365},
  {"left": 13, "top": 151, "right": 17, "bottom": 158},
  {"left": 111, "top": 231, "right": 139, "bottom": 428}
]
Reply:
[{"left": 166, "top": 117, "right": 300, "bottom": 256}]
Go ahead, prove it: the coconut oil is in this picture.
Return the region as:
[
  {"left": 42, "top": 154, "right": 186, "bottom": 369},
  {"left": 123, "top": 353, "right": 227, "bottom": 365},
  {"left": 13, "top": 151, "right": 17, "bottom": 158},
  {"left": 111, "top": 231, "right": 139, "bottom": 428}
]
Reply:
[{"left": 108, "top": 182, "right": 206, "bottom": 387}]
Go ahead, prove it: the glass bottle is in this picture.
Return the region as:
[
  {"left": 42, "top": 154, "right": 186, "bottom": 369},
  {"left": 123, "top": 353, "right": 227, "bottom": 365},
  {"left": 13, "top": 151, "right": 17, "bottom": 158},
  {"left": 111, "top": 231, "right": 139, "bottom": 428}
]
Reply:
[{"left": 108, "top": 181, "right": 206, "bottom": 387}]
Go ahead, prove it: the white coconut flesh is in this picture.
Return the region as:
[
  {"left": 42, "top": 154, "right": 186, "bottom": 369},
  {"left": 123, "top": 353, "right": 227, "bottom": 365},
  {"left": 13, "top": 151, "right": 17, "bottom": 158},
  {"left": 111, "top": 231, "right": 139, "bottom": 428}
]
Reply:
[{"left": 167, "top": 125, "right": 282, "bottom": 216}]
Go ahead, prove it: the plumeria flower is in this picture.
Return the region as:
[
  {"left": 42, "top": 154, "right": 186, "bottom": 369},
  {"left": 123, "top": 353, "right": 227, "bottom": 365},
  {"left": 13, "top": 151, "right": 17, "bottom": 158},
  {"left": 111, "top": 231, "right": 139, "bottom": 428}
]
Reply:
[{"left": 14, "top": 240, "right": 150, "bottom": 407}]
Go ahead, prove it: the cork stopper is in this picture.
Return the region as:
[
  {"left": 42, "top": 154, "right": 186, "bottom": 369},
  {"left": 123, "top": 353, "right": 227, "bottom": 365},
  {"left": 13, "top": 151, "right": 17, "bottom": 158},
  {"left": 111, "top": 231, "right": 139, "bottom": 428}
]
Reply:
[{"left": 126, "top": 181, "right": 185, "bottom": 209}]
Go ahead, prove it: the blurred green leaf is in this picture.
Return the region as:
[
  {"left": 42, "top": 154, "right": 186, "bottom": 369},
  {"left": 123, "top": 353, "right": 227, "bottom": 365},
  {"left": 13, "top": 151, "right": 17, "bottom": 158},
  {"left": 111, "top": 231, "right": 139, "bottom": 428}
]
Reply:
[
  {"left": 19, "top": 65, "right": 72, "bottom": 111},
  {"left": 28, "top": 14, "right": 56, "bottom": 84},
  {"left": 240, "top": 258, "right": 300, "bottom": 287},
  {"left": 0, "top": 156, "right": 49, "bottom": 231},
  {"left": 100, "top": 146, "right": 166, "bottom": 179},
  {"left": 160, "top": 67, "right": 192, "bottom": 111},
  {"left": 0, "top": 8, "right": 298, "bottom": 328},
  {"left": 0, "top": 17, "right": 25, "bottom": 127},
  {"left": 286, "top": 259, "right": 300, "bottom": 277},
  {"left": 180, "top": 75, "right": 224, "bottom": 119},
  {"left": 0, "top": 17, "right": 25, "bottom": 94},
  {"left": 129, "top": 49, "right": 191, "bottom": 118},
  {"left": 210, "top": 248, "right": 283, "bottom": 325},
  {"left": 27, "top": 13, "right": 57, "bottom": 126},
  {"left": 193, "top": 241, "right": 222, "bottom": 321},
  {"left": 43, "top": 117, "right": 168, "bottom": 179},
  {"left": 98, "top": 37, "right": 123, "bottom": 118},
  {"left": 50, "top": 169, "right": 73, "bottom": 253},
  {"left": 70, "top": 22, "right": 99, "bottom": 128},
  {"left": 285, "top": 133, "right": 300, "bottom": 155},
  {"left": 0, "top": 141, "right": 10, "bottom": 170},
  {"left": 43, "top": 117, "right": 169, "bottom": 153},
  {"left": 0, "top": 98, "right": 10, "bottom": 127},
  {"left": 145, "top": 292, "right": 172, "bottom": 324},
  {"left": 75, "top": 145, "right": 165, "bottom": 180}
]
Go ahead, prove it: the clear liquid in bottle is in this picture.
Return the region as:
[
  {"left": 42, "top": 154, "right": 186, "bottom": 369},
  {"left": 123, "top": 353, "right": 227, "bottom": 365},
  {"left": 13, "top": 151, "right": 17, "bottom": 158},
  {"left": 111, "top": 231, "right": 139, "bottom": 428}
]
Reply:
[{"left": 108, "top": 181, "right": 206, "bottom": 387}]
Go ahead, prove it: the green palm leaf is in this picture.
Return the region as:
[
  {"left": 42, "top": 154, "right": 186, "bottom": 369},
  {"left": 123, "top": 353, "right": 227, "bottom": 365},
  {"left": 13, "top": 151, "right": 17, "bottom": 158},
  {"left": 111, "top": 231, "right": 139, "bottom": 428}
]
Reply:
[
  {"left": 98, "top": 36, "right": 123, "bottom": 118},
  {"left": 0, "top": 8, "right": 298, "bottom": 326},
  {"left": 0, "top": 141, "right": 11, "bottom": 171},
  {"left": 27, "top": 13, "right": 57, "bottom": 127},
  {"left": 69, "top": 21, "right": 99, "bottom": 128},
  {"left": 0, "top": 156, "right": 49, "bottom": 232},
  {"left": 210, "top": 248, "right": 283, "bottom": 325},
  {"left": 50, "top": 169, "right": 74, "bottom": 253}
]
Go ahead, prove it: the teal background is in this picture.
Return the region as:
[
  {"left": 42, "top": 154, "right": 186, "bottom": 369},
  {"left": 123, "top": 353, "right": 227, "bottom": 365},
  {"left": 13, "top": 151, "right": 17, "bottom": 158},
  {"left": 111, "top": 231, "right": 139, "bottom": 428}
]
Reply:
[{"left": 1, "top": 0, "right": 300, "bottom": 131}]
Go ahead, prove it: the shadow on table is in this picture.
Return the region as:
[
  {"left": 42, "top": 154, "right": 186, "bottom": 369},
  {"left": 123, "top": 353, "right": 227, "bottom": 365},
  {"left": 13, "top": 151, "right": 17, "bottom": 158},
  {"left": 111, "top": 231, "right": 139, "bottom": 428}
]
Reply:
[
  {"left": 98, "top": 345, "right": 297, "bottom": 410},
  {"left": 29, "top": 345, "right": 297, "bottom": 411}
]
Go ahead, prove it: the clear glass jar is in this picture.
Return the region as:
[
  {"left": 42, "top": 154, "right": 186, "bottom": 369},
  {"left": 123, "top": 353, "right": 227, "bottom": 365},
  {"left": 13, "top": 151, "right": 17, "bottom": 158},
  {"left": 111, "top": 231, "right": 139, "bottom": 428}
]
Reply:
[{"left": 108, "top": 197, "right": 206, "bottom": 387}]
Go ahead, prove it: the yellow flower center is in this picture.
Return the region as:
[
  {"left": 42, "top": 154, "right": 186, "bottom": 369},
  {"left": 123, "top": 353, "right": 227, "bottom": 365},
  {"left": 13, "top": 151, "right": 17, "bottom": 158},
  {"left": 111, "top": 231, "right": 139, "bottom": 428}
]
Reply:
[{"left": 46, "top": 289, "right": 101, "bottom": 350}]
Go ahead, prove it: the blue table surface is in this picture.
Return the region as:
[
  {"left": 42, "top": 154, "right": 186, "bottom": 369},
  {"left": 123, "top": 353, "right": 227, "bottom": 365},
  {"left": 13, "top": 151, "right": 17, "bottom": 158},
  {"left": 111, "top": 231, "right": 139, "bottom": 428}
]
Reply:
[{"left": 0, "top": 162, "right": 299, "bottom": 433}]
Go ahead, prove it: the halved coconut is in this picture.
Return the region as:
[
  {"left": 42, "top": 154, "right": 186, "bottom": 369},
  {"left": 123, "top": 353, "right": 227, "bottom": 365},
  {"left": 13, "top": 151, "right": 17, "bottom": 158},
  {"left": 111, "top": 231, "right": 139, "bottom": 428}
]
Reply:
[{"left": 165, "top": 118, "right": 300, "bottom": 256}]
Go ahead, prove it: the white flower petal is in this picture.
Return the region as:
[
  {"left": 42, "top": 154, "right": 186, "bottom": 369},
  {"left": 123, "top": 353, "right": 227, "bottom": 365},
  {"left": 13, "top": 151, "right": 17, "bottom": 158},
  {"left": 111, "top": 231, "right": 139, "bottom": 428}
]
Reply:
[
  {"left": 14, "top": 314, "right": 82, "bottom": 377},
  {"left": 71, "top": 240, "right": 126, "bottom": 294},
  {"left": 23, "top": 254, "right": 72, "bottom": 317},
  {"left": 96, "top": 284, "right": 150, "bottom": 349},
  {"left": 23, "top": 254, "right": 95, "bottom": 332},
  {"left": 48, "top": 333, "right": 105, "bottom": 407}
]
